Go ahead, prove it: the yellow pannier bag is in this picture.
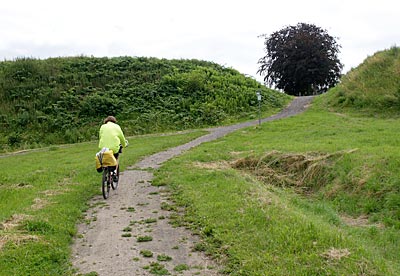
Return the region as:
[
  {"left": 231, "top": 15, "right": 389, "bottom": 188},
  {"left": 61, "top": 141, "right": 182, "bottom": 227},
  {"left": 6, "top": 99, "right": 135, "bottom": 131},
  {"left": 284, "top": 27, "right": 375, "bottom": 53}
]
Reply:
[{"left": 95, "top": 148, "right": 117, "bottom": 171}]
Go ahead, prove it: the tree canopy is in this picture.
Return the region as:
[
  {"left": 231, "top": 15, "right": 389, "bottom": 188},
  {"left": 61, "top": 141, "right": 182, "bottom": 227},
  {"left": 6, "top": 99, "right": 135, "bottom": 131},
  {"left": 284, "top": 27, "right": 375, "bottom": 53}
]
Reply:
[{"left": 257, "top": 23, "right": 343, "bottom": 96}]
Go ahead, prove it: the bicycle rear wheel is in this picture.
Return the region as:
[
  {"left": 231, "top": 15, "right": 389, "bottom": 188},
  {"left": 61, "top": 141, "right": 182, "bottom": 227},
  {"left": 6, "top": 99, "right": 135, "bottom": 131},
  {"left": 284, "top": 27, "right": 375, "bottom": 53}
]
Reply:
[
  {"left": 111, "top": 166, "right": 119, "bottom": 190},
  {"left": 102, "top": 168, "right": 111, "bottom": 199}
]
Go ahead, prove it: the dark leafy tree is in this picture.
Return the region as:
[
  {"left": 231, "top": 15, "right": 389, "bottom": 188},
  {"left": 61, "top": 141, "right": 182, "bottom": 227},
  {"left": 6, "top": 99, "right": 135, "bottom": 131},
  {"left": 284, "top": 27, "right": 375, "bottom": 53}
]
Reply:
[{"left": 258, "top": 23, "right": 343, "bottom": 96}]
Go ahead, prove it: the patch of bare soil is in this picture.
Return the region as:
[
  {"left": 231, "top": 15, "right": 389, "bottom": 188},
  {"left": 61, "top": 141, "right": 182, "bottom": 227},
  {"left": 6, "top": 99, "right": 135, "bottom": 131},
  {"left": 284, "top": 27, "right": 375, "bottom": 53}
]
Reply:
[{"left": 71, "top": 96, "right": 314, "bottom": 275}]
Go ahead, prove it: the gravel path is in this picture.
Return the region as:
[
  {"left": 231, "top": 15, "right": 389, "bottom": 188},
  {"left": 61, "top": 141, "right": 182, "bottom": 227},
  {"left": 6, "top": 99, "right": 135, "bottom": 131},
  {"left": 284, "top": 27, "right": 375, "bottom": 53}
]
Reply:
[{"left": 71, "top": 96, "right": 314, "bottom": 276}]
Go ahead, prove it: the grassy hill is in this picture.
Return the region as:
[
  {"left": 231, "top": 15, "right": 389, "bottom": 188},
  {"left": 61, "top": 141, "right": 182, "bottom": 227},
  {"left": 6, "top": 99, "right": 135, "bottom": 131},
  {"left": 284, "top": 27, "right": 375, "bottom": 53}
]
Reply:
[
  {"left": 0, "top": 56, "right": 289, "bottom": 151},
  {"left": 322, "top": 46, "right": 400, "bottom": 114}
]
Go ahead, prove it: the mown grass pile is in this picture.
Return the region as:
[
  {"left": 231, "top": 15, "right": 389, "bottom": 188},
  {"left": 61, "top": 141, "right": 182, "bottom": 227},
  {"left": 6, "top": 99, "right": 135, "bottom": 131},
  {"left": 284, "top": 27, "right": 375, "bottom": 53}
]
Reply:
[{"left": 232, "top": 149, "right": 357, "bottom": 192}]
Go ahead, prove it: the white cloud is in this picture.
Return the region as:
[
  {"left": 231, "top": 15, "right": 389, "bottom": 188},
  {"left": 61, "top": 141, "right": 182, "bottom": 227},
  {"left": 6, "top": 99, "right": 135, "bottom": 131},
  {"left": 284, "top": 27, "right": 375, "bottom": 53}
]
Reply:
[{"left": 1, "top": 0, "right": 399, "bottom": 82}]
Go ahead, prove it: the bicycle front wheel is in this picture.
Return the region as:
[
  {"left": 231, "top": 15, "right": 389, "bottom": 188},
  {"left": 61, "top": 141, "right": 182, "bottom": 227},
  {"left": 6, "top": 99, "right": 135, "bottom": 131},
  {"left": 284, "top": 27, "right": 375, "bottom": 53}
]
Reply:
[{"left": 102, "top": 168, "right": 110, "bottom": 199}]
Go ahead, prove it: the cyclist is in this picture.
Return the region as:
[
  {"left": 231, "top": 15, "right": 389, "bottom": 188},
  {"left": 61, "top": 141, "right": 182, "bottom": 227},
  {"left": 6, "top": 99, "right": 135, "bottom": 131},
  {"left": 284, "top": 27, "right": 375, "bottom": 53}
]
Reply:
[{"left": 98, "top": 116, "right": 128, "bottom": 181}]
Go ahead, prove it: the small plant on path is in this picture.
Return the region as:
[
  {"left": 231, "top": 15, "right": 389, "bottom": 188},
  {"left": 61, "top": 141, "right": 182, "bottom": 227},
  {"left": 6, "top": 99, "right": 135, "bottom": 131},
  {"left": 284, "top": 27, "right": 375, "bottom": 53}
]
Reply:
[
  {"left": 137, "top": 235, "right": 153, "bottom": 242},
  {"left": 157, "top": 254, "right": 172, "bottom": 262},
  {"left": 174, "top": 264, "right": 190, "bottom": 272},
  {"left": 140, "top": 250, "right": 154, "bottom": 258},
  {"left": 147, "top": 262, "right": 170, "bottom": 275}
]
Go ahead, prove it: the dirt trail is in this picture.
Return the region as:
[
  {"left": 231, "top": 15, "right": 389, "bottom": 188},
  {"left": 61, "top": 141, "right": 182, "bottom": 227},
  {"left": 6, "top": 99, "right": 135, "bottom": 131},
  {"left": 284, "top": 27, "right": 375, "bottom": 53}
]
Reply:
[{"left": 71, "top": 96, "right": 314, "bottom": 275}]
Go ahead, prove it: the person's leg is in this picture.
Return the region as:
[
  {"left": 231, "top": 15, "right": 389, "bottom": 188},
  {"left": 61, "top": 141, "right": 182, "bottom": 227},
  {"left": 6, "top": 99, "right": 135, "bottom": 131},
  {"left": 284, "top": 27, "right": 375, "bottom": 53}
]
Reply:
[
  {"left": 113, "top": 153, "right": 119, "bottom": 181},
  {"left": 114, "top": 145, "right": 122, "bottom": 178}
]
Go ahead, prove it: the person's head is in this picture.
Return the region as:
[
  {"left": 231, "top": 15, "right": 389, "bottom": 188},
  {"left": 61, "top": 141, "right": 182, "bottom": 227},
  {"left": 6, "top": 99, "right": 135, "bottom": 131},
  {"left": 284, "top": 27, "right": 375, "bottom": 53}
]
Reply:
[{"left": 104, "top": 116, "right": 117, "bottom": 124}]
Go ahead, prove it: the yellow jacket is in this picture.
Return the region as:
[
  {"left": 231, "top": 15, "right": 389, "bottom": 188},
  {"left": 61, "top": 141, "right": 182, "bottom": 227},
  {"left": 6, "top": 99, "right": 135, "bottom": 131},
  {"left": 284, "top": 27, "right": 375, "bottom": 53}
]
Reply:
[{"left": 98, "top": 122, "right": 127, "bottom": 153}]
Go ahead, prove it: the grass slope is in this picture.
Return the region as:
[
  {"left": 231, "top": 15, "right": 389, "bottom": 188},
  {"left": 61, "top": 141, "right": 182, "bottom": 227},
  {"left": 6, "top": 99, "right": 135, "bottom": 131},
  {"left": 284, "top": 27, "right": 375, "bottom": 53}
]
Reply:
[{"left": 322, "top": 46, "right": 400, "bottom": 115}]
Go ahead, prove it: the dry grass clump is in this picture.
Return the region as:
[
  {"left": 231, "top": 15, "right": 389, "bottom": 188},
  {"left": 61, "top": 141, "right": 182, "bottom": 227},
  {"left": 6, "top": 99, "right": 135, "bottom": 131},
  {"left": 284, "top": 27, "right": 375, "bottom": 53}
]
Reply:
[
  {"left": 192, "top": 161, "right": 230, "bottom": 170},
  {"left": 31, "top": 197, "right": 49, "bottom": 210},
  {"left": 321, "top": 247, "right": 351, "bottom": 260},
  {"left": 0, "top": 214, "right": 39, "bottom": 250},
  {"left": 0, "top": 233, "right": 39, "bottom": 250},
  {"left": 232, "top": 150, "right": 357, "bottom": 192},
  {"left": 341, "top": 214, "right": 384, "bottom": 229},
  {"left": 0, "top": 214, "right": 31, "bottom": 231}
]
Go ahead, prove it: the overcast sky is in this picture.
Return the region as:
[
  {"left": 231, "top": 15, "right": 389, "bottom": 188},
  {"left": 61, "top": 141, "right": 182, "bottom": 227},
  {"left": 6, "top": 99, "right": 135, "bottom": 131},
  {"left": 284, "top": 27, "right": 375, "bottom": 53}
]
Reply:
[{"left": 0, "top": 0, "right": 399, "bottom": 83}]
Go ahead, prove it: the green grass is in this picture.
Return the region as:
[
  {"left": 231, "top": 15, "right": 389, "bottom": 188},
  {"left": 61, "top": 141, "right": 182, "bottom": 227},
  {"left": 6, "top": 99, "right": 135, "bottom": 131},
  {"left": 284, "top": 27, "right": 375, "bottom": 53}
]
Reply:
[
  {"left": 174, "top": 264, "right": 190, "bottom": 272},
  {"left": 322, "top": 46, "right": 400, "bottom": 115},
  {"left": 157, "top": 254, "right": 172, "bottom": 262},
  {"left": 0, "top": 130, "right": 205, "bottom": 276},
  {"left": 153, "top": 98, "right": 400, "bottom": 275},
  {"left": 140, "top": 250, "right": 154, "bottom": 258},
  {"left": 145, "top": 262, "right": 169, "bottom": 275},
  {"left": 137, "top": 236, "right": 153, "bottom": 242}
]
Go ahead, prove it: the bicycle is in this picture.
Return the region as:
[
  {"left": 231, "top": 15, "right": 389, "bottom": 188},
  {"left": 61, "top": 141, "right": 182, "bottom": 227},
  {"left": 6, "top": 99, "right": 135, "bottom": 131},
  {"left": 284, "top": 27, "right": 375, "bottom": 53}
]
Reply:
[
  {"left": 96, "top": 148, "right": 121, "bottom": 199},
  {"left": 96, "top": 143, "right": 127, "bottom": 199},
  {"left": 101, "top": 164, "right": 119, "bottom": 199}
]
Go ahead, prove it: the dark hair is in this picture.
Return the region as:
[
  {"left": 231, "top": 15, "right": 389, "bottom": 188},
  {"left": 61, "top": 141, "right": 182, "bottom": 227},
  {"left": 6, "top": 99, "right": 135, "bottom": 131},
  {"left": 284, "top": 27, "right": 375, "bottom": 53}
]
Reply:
[{"left": 104, "top": 116, "right": 117, "bottom": 124}]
